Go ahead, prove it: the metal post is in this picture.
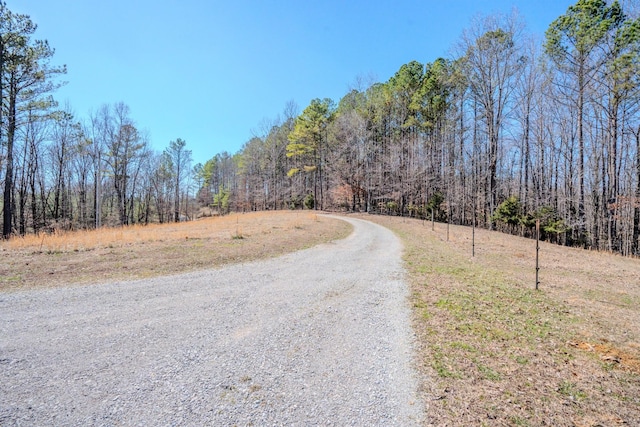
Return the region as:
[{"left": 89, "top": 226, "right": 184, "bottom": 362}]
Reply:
[
  {"left": 447, "top": 217, "right": 450, "bottom": 242},
  {"left": 472, "top": 210, "right": 475, "bottom": 257},
  {"left": 536, "top": 219, "right": 540, "bottom": 290}
]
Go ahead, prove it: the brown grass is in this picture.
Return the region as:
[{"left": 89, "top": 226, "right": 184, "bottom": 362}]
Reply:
[
  {"left": 356, "top": 214, "right": 640, "bottom": 427},
  {"left": 3, "top": 211, "right": 639, "bottom": 425},
  {"left": 0, "top": 211, "right": 351, "bottom": 291}
]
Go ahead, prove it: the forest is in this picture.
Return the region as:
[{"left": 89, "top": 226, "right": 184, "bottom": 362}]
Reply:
[{"left": 2, "top": 0, "right": 640, "bottom": 256}]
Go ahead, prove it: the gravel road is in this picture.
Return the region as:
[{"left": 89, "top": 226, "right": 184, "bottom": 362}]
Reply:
[{"left": 0, "top": 215, "right": 425, "bottom": 426}]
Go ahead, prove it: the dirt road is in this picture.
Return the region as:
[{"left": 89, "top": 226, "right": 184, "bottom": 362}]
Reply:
[{"left": 0, "top": 216, "right": 424, "bottom": 426}]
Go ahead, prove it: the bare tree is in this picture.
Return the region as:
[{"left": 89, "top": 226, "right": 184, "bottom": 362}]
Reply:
[
  {"left": 457, "top": 11, "right": 524, "bottom": 228},
  {"left": 1, "top": 3, "right": 65, "bottom": 238},
  {"left": 164, "top": 138, "right": 192, "bottom": 221}
]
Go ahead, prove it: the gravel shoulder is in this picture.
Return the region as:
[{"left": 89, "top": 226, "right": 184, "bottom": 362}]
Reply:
[{"left": 0, "top": 215, "right": 425, "bottom": 426}]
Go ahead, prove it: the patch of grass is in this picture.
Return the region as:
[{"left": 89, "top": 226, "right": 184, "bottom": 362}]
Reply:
[
  {"left": 0, "top": 211, "right": 353, "bottom": 291},
  {"left": 432, "top": 345, "right": 462, "bottom": 379},
  {"left": 358, "top": 213, "right": 640, "bottom": 426},
  {"left": 509, "top": 416, "right": 531, "bottom": 426},
  {"left": 476, "top": 361, "right": 501, "bottom": 381},
  {"left": 412, "top": 298, "right": 432, "bottom": 320},
  {"left": 557, "top": 381, "right": 587, "bottom": 402},
  {"left": 450, "top": 341, "right": 477, "bottom": 353},
  {"left": 583, "top": 288, "right": 639, "bottom": 309}
]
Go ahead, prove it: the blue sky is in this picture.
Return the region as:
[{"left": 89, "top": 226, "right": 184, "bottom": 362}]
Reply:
[{"left": 11, "top": 0, "right": 575, "bottom": 164}]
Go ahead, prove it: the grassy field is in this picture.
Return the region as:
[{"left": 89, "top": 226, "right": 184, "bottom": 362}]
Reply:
[
  {"left": 358, "top": 214, "right": 640, "bottom": 427},
  {"left": 0, "top": 211, "right": 352, "bottom": 291},
  {"left": 2, "top": 211, "right": 638, "bottom": 425}
]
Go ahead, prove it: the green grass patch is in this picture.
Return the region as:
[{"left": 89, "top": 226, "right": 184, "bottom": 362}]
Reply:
[
  {"left": 431, "top": 345, "right": 462, "bottom": 379},
  {"left": 476, "top": 361, "right": 502, "bottom": 381},
  {"left": 449, "top": 341, "right": 477, "bottom": 353},
  {"left": 557, "top": 381, "right": 587, "bottom": 402}
]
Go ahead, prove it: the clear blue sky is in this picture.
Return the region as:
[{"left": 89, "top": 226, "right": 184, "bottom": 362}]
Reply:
[{"left": 11, "top": 0, "right": 575, "bottom": 164}]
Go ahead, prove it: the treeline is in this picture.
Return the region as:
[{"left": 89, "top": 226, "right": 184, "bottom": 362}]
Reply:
[
  {"left": 196, "top": 0, "right": 640, "bottom": 255},
  {"left": 3, "top": 1, "right": 640, "bottom": 256},
  {"left": 0, "top": 3, "right": 195, "bottom": 238}
]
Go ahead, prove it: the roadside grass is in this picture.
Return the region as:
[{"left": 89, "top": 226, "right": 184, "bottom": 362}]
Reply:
[
  {"left": 3, "top": 211, "right": 319, "bottom": 253},
  {"left": 358, "top": 214, "right": 640, "bottom": 426},
  {"left": 0, "top": 211, "right": 351, "bottom": 291}
]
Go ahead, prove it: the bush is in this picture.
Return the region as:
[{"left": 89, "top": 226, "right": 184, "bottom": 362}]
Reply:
[
  {"left": 407, "top": 203, "right": 427, "bottom": 219},
  {"left": 525, "top": 205, "right": 570, "bottom": 242},
  {"left": 492, "top": 196, "right": 523, "bottom": 228},
  {"left": 212, "top": 187, "right": 230, "bottom": 215},
  {"left": 427, "top": 192, "right": 447, "bottom": 221},
  {"left": 304, "top": 193, "right": 315, "bottom": 210},
  {"left": 288, "top": 196, "right": 302, "bottom": 210}
]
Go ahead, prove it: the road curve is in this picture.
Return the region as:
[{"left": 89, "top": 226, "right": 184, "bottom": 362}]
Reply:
[{"left": 0, "top": 215, "right": 425, "bottom": 426}]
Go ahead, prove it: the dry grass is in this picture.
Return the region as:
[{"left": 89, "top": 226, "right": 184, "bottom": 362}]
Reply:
[
  {"left": 356, "top": 214, "right": 640, "bottom": 427},
  {"left": 4, "top": 210, "right": 639, "bottom": 425},
  {"left": 0, "top": 211, "right": 351, "bottom": 291}
]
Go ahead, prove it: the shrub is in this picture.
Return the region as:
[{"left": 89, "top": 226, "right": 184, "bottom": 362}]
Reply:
[
  {"left": 288, "top": 196, "right": 302, "bottom": 210},
  {"left": 525, "top": 205, "right": 570, "bottom": 242},
  {"left": 492, "top": 196, "right": 523, "bottom": 228},
  {"left": 304, "top": 193, "right": 315, "bottom": 210},
  {"left": 427, "top": 192, "right": 447, "bottom": 221}
]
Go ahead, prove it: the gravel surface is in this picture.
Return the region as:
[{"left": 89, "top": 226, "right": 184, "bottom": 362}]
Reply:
[{"left": 0, "top": 215, "right": 425, "bottom": 426}]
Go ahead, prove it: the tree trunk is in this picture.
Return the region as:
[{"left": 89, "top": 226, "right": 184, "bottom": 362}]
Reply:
[
  {"left": 577, "top": 62, "right": 586, "bottom": 246},
  {"left": 174, "top": 163, "right": 180, "bottom": 222},
  {"left": 18, "top": 135, "right": 28, "bottom": 235},
  {"left": 608, "top": 101, "right": 619, "bottom": 252},
  {"left": 0, "top": 33, "right": 5, "bottom": 238},
  {"left": 633, "top": 126, "right": 640, "bottom": 255},
  {"left": 3, "top": 78, "right": 17, "bottom": 239}
]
